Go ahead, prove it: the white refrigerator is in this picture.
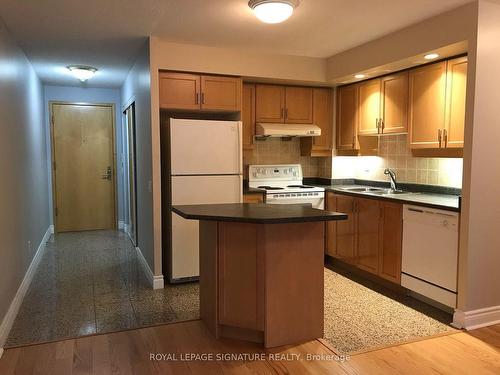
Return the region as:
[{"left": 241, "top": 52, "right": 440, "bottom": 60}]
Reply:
[{"left": 169, "top": 118, "right": 243, "bottom": 282}]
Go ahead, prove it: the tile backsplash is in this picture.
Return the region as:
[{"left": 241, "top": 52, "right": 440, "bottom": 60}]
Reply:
[
  {"left": 332, "top": 134, "right": 463, "bottom": 188},
  {"left": 243, "top": 135, "right": 462, "bottom": 189},
  {"left": 243, "top": 138, "right": 331, "bottom": 178}
]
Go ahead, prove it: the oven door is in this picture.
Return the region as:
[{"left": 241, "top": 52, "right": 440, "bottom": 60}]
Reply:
[{"left": 265, "top": 193, "right": 325, "bottom": 209}]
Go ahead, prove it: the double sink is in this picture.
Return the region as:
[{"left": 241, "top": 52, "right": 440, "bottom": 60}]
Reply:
[{"left": 337, "top": 186, "right": 417, "bottom": 197}]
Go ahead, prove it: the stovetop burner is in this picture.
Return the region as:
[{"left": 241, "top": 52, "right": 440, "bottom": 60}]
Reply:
[
  {"left": 287, "top": 185, "right": 315, "bottom": 189},
  {"left": 258, "top": 186, "right": 284, "bottom": 191}
]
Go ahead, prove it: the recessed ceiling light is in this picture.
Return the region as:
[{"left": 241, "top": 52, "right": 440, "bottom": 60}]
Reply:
[
  {"left": 248, "top": 0, "right": 298, "bottom": 24},
  {"left": 67, "top": 65, "right": 97, "bottom": 82},
  {"left": 424, "top": 53, "right": 439, "bottom": 60},
  {"left": 354, "top": 74, "right": 366, "bottom": 79}
]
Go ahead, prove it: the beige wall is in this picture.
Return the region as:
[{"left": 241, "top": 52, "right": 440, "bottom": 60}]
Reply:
[
  {"left": 0, "top": 19, "right": 50, "bottom": 341},
  {"left": 326, "top": 3, "right": 476, "bottom": 82},
  {"left": 121, "top": 41, "right": 156, "bottom": 274},
  {"left": 457, "top": 0, "right": 500, "bottom": 313}
]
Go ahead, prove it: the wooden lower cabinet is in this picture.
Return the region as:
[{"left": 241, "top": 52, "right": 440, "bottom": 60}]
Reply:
[
  {"left": 325, "top": 193, "right": 356, "bottom": 264},
  {"left": 356, "top": 198, "right": 381, "bottom": 274},
  {"left": 326, "top": 192, "right": 403, "bottom": 284},
  {"left": 378, "top": 202, "right": 403, "bottom": 283}
]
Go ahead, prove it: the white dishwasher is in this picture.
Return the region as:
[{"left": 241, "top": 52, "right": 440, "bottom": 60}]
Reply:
[{"left": 401, "top": 205, "right": 459, "bottom": 308}]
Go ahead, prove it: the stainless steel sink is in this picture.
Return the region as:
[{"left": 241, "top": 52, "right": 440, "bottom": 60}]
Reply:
[
  {"left": 340, "top": 187, "right": 385, "bottom": 193},
  {"left": 370, "top": 189, "right": 413, "bottom": 196},
  {"left": 338, "top": 186, "right": 414, "bottom": 196}
]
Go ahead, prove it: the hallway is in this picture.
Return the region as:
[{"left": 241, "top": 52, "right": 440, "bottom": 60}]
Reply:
[{"left": 6, "top": 231, "right": 199, "bottom": 347}]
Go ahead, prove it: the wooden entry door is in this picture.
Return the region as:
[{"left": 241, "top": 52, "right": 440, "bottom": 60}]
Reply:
[{"left": 52, "top": 103, "right": 116, "bottom": 232}]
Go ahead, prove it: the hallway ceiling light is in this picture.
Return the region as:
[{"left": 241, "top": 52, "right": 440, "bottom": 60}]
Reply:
[
  {"left": 248, "top": 0, "right": 298, "bottom": 24},
  {"left": 424, "top": 53, "right": 439, "bottom": 60},
  {"left": 67, "top": 65, "right": 97, "bottom": 82}
]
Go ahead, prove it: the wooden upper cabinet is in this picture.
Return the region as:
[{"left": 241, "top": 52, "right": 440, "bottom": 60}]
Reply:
[
  {"left": 378, "top": 202, "right": 403, "bottom": 284},
  {"left": 312, "top": 88, "right": 333, "bottom": 151},
  {"left": 444, "top": 57, "right": 467, "bottom": 148},
  {"left": 356, "top": 198, "right": 380, "bottom": 275},
  {"left": 358, "top": 79, "right": 382, "bottom": 136},
  {"left": 242, "top": 83, "right": 256, "bottom": 150},
  {"left": 200, "top": 75, "right": 242, "bottom": 112},
  {"left": 159, "top": 71, "right": 241, "bottom": 112},
  {"left": 408, "top": 61, "right": 447, "bottom": 149},
  {"left": 284, "top": 87, "right": 313, "bottom": 124},
  {"left": 255, "top": 85, "right": 285, "bottom": 123},
  {"left": 159, "top": 72, "right": 200, "bottom": 110},
  {"left": 380, "top": 72, "right": 408, "bottom": 134},
  {"left": 337, "top": 84, "right": 359, "bottom": 150}
]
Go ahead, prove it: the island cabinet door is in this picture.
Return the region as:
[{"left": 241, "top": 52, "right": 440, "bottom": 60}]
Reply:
[
  {"left": 217, "top": 222, "right": 264, "bottom": 331},
  {"left": 356, "top": 197, "right": 381, "bottom": 275},
  {"left": 378, "top": 202, "right": 403, "bottom": 284}
]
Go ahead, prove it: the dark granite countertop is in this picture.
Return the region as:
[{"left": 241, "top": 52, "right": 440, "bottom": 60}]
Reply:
[
  {"left": 319, "top": 184, "right": 460, "bottom": 212},
  {"left": 172, "top": 203, "right": 348, "bottom": 224}
]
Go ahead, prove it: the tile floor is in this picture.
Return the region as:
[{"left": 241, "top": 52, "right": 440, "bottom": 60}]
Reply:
[
  {"left": 6, "top": 230, "right": 455, "bottom": 354},
  {"left": 5, "top": 230, "right": 199, "bottom": 348}
]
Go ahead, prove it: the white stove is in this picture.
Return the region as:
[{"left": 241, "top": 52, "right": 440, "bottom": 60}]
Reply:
[{"left": 249, "top": 164, "right": 325, "bottom": 209}]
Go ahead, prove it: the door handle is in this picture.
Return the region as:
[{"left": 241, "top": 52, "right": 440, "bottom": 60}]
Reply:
[
  {"left": 443, "top": 129, "right": 448, "bottom": 148},
  {"left": 195, "top": 92, "right": 199, "bottom": 105},
  {"left": 376, "top": 118, "right": 379, "bottom": 133},
  {"left": 101, "top": 166, "right": 112, "bottom": 181},
  {"left": 438, "top": 129, "right": 442, "bottom": 148}
]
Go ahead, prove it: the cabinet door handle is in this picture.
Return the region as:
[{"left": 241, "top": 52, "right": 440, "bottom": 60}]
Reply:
[
  {"left": 443, "top": 129, "right": 448, "bottom": 148},
  {"left": 195, "top": 92, "right": 199, "bottom": 105},
  {"left": 201, "top": 92, "right": 205, "bottom": 104},
  {"left": 285, "top": 108, "right": 288, "bottom": 119},
  {"left": 381, "top": 119, "right": 385, "bottom": 131},
  {"left": 352, "top": 136, "right": 356, "bottom": 148},
  {"left": 438, "top": 129, "right": 442, "bottom": 148},
  {"left": 281, "top": 108, "right": 284, "bottom": 119},
  {"left": 376, "top": 118, "right": 379, "bottom": 132}
]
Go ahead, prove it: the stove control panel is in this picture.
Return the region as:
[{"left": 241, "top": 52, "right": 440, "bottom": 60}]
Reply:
[{"left": 249, "top": 164, "right": 303, "bottom": 181}]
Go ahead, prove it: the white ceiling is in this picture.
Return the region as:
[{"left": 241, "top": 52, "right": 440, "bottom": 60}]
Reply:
[{"left": 0, "top": 0, "right": 473, "bottom": 88}]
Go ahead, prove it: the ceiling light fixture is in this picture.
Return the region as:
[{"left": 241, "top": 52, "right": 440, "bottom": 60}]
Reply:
[
  {"left": 424, "top": 53, "right": 439, "bottom": 60},
  {"left": 248, "top": 0, "right": 298, "bottom": 24},
  {"left": 67, "top": 65, "right": 97, "bottom": 82},
  {"left": 354, "top": 74, "right": 366, "bottom": 79}
]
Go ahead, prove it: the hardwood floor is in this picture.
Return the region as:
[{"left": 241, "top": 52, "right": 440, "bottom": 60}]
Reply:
[{"left": 1, "top": 320, "right": 499, "bottom": 374}]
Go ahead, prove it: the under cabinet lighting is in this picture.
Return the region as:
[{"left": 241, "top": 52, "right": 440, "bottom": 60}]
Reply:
[
  {"left": 248, "top": 0, "right": 298, "bottom": 24},
  {"left": 354, "top": 74, "right": 366, "bottom": 79}
]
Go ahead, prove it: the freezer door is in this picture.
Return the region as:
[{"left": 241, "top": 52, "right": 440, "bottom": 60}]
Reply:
[
  {"left": 170, "top": 119, "right": 242, "bottom": 175},
  {"left": 170, "top": 175, "right": 242, "bottom": 281}
]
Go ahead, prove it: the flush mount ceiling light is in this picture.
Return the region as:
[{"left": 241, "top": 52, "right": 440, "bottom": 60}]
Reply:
[
  {"left": 424, "top": 53, "right": 439, "bottom": 60},
  {"left": 67, "top": 65, "right": 97, "bottom": 82},
  {"left": 248, "top": 0, "right": 298, "bottom": 24},
  {"left": 354, "top": 74, "right": 366, "bottom": 79}
]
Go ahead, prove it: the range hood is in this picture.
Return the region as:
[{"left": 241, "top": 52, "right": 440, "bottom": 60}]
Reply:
[{"left": 256, "top": 123, "right": 321, "bottom": 138}]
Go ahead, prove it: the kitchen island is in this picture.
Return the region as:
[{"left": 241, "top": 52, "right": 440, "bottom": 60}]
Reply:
[{"left": 172, "top": 203, "right": 347, "bottom": 348}]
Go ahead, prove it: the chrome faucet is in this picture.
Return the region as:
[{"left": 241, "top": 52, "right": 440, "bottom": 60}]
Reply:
[{"left": 384, "top": 168, "right": 398, "bottom": 191}]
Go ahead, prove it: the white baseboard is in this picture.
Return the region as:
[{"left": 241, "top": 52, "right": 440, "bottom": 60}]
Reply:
[
  {"left": 0, "top": 225, "right": 52, "bottom": 348},
  {"left": 135, "top": 247, "right": 164, "bottom": 290},
  {"left": 118, "top": 220, "right": 125, "bottom": 230},
  {"left": 453, "top": 305, "right": 500, "bottom": 330}
]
